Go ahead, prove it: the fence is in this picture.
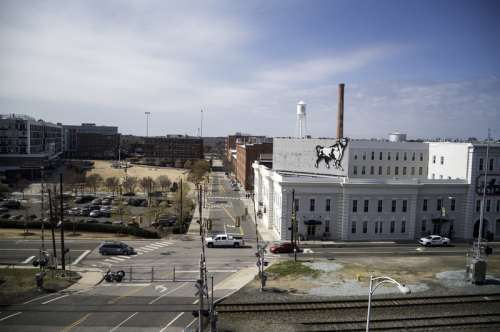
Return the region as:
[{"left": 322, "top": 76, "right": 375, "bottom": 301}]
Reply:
[{"left": 106, "top": 265, "right": 198, "bottom": 283}]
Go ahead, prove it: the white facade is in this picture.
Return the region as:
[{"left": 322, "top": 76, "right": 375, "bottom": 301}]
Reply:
[{"left": 254, "top": 138, "right": 500, "bottom": 241}]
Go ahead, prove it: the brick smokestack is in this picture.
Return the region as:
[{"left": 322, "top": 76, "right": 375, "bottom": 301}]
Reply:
[{"left": 337, "top": 83, "right": 345, "bottom": 139}]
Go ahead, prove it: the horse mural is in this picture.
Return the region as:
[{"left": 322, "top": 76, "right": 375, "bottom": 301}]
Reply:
[{"left": 314, "top": 138, "right": 348, "bottom": 170}]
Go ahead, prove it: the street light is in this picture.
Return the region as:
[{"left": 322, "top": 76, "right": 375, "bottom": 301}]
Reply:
[
  {"left": 145, "top": 112, "right": 151, "bottom": 137},
  {"left": 366, "top": 275, "right": 410, "bottom": 332}
]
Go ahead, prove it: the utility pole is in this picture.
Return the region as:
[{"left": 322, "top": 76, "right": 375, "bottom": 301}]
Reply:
[
  {"left": 291, "top": 189, "right": 297, "bottom": 261},
  {"left": 180, "top": 178, "right": 183, "bottom": 233},
  {"left": 40, "top": 167, "right": 45, "bottom": 253},
  {"left": 145, "top": 112, "right": 151, "bottom": 137},
  {"left": 198, "top": 253, "right": 205, "bottom": 332},
  {"left": 60, "top": 174, "right": 66, "bottom": 271},
  {"left": 48, "top": 189, "right": 57, "bottom": 268},
  {"left": 200, "top": 109, "right": 203, "bottom": 138}
]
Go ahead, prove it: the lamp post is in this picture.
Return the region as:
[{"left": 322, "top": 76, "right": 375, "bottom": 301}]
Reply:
[{"left": 366, "top": 275, "right": 410, "bottom": 332}]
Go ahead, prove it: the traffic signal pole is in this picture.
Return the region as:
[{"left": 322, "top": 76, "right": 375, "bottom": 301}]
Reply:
[{"left": 60, "top": 174, "right": 66, "bottom": 272}]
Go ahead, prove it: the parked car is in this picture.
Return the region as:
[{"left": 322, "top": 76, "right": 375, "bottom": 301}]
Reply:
[
  {"left": 205, "top": 233, "right": 245, "bottom": 248},
  {"left": 158, "top": 215, "right": 176, "bottom": 227},
  {"left": 89, "top": 210, "right": 101, "bottom": 218},
  {"left": 74, "top": 195, "right": 95, "bottom": 204},
  {"left": 100, "top": 210, "right": 111, "bottom": 218},
  {"left": 0, "top": 207, "right": 8, "bottom": 213},
  {"left": 91, "top": 198, "right": 102, "bottom": 205},
  {"left": 419, "top": 235, "right": 450, "bottom": 246},
  {"left": 1, "top": 213, "right": 11, "bottom": 219},
  {"left": 99, "top": 241, "right": 135, "bottom": 255},
  {"left": 1, "top": 200, "right": 21, "bottom": 209},
  {"left": 101, "top": 199, "right": 112, "bottom": 205},
  {"left": 8, "top": 215, "right": 23, "bottom": 221},
  {"left": 123, "top": 192, "right": 135, "bottom": 196},
  {"left": 270, "top": 242, "right": 301, "bottom": 254}
]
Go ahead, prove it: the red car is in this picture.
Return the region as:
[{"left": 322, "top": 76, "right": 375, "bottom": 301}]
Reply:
[{"left": 269, "top": 242, "right": 301, "bottom": 254}]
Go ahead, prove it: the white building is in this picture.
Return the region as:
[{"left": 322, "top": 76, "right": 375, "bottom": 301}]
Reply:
[{"left": 253, "top": 137, "right": 500, "bottom": 241}]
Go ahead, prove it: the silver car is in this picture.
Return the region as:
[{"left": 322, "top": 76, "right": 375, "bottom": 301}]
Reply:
[{"left": 419, "top": 235, "right": 450, "bottom": 246}]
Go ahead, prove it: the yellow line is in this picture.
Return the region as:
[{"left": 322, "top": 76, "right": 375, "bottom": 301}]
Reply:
[
  {"left": 107, "top": 286, "right": 146, "bottom": 305},
  {"left": 59, "top": 313, "right": 91, "bottom": 332}
]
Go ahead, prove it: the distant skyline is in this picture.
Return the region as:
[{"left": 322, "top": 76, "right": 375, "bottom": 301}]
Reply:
[{"left": 1, "top": 0, "right": 499, "bottom": 140}]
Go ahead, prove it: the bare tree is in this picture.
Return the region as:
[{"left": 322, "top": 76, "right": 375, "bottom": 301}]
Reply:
[
  {"left": 122, "top": 176, "right": 138, "bottom": 194},
  {"left": 157, "top": 175, "right": 171, "bottom": 192},
  {"left": 139, "top": 176, "right": 154, "bottom": 197},
  {"left": 105, "top": 177, "right": 120, "bottom": 195},
  {"left": 85, "top": 174, "right": 103, "bottom": 194}
]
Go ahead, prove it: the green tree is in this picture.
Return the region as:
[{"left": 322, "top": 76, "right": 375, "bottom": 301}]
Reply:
[
  {"left": 157, "top": 175, "right": 171, "bottom": 192},
  {"left": 85, "top": 174, "right": 103, "bottom": 194}
]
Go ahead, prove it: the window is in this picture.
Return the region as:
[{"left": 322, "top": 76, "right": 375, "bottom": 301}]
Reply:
[
  {"left": 378, "top": 200, "right": 383, "bottom": 212},
  {"left": 451, "top": 199, "right": 455, "bottom": 211},
  {"left": 362, "top": 166, "right": 366, "bottom": 175},
  {"left": 497, "top": 200, "right": 500, "bottom": 213},
  {"left": 401, "top": 221, "right": 406, "bottom": 233},
  {"left": 432, "top": 173, "right": 435, "bottom": 179},
  {"left": 370, "top": 166, "right": 374, "bottom": 175},
  {"left": 392, "top": 200, "right": 396, "bottom": 212},
  {"left": 364, "top": 200, "right": 369, "bottom": 212},
  {"left": 412, "top": 152, "right": 415, "bottom": 161},
  {"left": 294, "top": 199, "right": 299, "bottom": 212},
  {"left": 363, "top": 221, "right": 367, "bottom": 233},
  {"left": 375, "top": 221, "right": 378, "bottom": 234},
  {"left": 411, "top": 167, "right": 415, "bottom": 176},
  {"left": 379, "top": 152, "right": 383, "bottom": 160},
  {"left": 310, "top": 199, "right": 315, "bottom": 211},
  {"left": 437, "top": 199, "right": 442, "bottom": 211},
  {"left": 396, "top": 152, "right": 399, "bottom": 161},
  {"left": 379, "top": 221, "right": 383, "bottom": 233},
  {"left": 325, "top": 220, "right": 330, "bottom": 233},
  {"left": 423, "top": 199, "right": 428, "bottom": 211},
  {"left": 387, "top": 166, "right": 391, "bottom": 175},
  {"left": 432, "top": 155, "right": 436, "bottom": 164},
  {"left": 353, "top": 200, "right": 358, "bottom": 213},
  {"left": 476, "top": 199, "right": 481, "bottom": 212},
  {"left": 479, "top": 158, "right": 483, "bottom": 170},
  {"left": 354, "top": 154, "right": 358, "bottom": 160},
  {"left": 402, "top": 200, "right": 407, "bottom": 212},
  {"left": 395, "top": 167, "right": 399, "bottom": 176},
  {"left": 371, "top": 151, "right": 375, "bottom": 160},
  {"left": 486, "top": 199, "right": 491, "bottom": 212},
  {"left": 388, "top": 152, "right": 391, "bottom": 160},
  {"left": 489, "top": 158, "right": 494, "bottom": 171},
  {"left": 362, "top": 152, "right": 366, "bottom": 160},
  {"left": 440, "top": 156, "right": 444, "bottom": 165},
  {"left": 419, "top": 167, "right": 423, "bottom": 176},
  {"left": 351, "top": 221, "right": 357, "bottom": 234},
  {"left": 378, "top": 166, "right": 382, "bottom": 175},
  {"left": 390, "top": 220, "right": 395, "bottom": 233},
  {"left": 353, "top": 166, "right": 358, "bottom": 175},
  {"left": 404, "top": 152, "right": 407, "bottom": 161},
  {"left": 326, "top": 199, "right": 331, "bottom": 212},
  {"left": 440, "top": 175, "right": 443, "bottom": 179},
  {"left": 421, "top": 220, "right": 426, "bottom": 232},
  {"left": 420, "top": 153, "right": 424, "bottom": 161},
  {"left": 403, "top": 167, "right": 407, "bottom": 175}
]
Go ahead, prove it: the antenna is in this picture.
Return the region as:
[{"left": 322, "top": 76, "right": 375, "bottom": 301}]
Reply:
[{"left": 200, "top": 109, "right": 203, "bottom": 137}]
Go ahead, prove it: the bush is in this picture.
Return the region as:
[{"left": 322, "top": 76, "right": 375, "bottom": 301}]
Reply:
[{"left": 0, "top": 220, "right": 160, "bottom": 239}]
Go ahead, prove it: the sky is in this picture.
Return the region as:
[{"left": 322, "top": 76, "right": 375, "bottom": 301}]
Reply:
[{"left": 0, "top": 0, "right": 499, "bottom": 139}]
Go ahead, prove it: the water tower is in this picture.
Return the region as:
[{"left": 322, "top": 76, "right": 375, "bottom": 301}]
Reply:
[{"left": 296, "top": 101, "right": 307, "bottom": 138}]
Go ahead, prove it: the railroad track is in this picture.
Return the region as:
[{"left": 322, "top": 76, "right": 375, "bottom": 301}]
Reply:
[{"left": 216, "top": 293, "right": 500, "bottom": 313}]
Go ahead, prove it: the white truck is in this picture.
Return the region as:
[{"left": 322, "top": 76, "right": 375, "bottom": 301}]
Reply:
[{"left": 205, "top": 233, "right": 244, "bottom": 248}]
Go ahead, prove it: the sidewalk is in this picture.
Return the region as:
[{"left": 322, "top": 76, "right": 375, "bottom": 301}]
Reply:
[
  {"left": 239, "top": 194, "right": 279, "bottom": 243},
  {"left": 66, "top": 266, "right": 104, "bottom": 291}
]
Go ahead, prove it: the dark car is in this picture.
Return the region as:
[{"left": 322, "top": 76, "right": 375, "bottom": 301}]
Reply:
[
  {"left": 99, "top": 241, "right": 135, "bottom": 255},
  {"left": 158, "top": 216, "right": 176, "bottom": 227},
  {"left": 123, "top": 192, "right": 136, "bottom": 196},
  {"left": 270, "top": 242, "right": 301, "bottom": 254},
  {"left": 75, "top": 195, "right": 95, "bottom": 204},
  {"left": 1, "top": 200, "right": 21, "bottom": 209}
]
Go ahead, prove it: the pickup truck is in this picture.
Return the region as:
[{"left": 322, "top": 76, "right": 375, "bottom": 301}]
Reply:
[{"left": 205, "top": 233, "right": 244, "bottom": 248}]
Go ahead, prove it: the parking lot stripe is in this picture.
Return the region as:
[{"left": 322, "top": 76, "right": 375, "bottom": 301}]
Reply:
[
  {"left": 22, "top": 256, "right": 35, "bottom": 264},
  {"left": 0, "top": 312, "right": 22, "bottom": 322},
  {"left": 42, "top": 294, "right": 68, "bottom": 304},
  {"left": 118, "top": 255, "right": 132, "bottom": 259},
  {"left": 109, "top": 312, "right": 138, "bottom": 332},
  {"left": 159, "top": 312, "right": 184, "bottom": 332},
  {"left": 71, "top": 250, "right": 91, "bottom": 265}
]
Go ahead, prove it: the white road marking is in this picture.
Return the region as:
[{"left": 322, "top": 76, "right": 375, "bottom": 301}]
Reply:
[
  {"left": 42, "top": 294, "right": 68, "bottom": 304},
  {"left": 22, "top": 256, "right": 35, "bottom": 264},
  {"left": 72, "top": 250, "right": 91, "bottom": 265},
  {"left": 137, "top": 252, "right": 144, "bottom": 255},
  {"left": 109, "top": 257, "right": 125, "bottom": 261},
  {"left": 184, "top": 318, "right": 197, "bottom": 331},
  {"left": 101, "top": 283, "right": 151, "bottom": 287},
  {"left": 159, "top": 312, "right": 184, "bottom": 332},
  {"left": 175, "top": 270, "right": 238, "bottom": 273},
  {"left": 109, "top": 312, "right": 138, "bottom": 332},
  {"left": 118, "top": 255, "right": 132, "bottom": 259},
  {"left": 0, "top": 312, "right": 22, "bottom": 322},
  {"left": 23, "top": 293, "right": 59, "bottom": 305},
  {"left": 149, "top": 282, "right": 188, "bottom": 304},
  {"left": 303, "top": 248, "right": 314, "bottom": 254}
]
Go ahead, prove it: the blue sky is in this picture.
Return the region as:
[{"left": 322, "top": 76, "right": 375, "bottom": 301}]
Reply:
[{"left": 0, "top": 0, "right": 499, "bottom": 139}]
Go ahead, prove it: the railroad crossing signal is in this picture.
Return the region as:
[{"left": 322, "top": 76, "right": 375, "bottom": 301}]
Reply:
[{"left": 194, "top": 279, "right": 208, "bottom": 297}]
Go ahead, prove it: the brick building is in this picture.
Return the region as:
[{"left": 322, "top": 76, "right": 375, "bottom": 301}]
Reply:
[
  {"left": 236, "top": 142, "right": 273, "bottom": 191},
  {"left": 143, "top": 135, "right": 203, "bottom": 167}
]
